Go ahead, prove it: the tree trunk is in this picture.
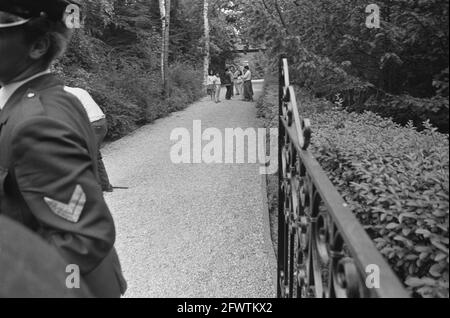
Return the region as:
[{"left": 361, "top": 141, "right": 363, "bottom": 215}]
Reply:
[
  {"left": 159, "top": 0, "right": 170, "bottom": 96},
  {"left": 163, "top": 0, "right": 171, "bottom": 95},
  {"left": 203, "top": 0, "right": 210, "bottom": 88}
]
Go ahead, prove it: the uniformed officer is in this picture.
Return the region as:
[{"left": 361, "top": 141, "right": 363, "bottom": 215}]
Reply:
[{"left": 0, "top": 0, "right": 126, "bottom": 297}]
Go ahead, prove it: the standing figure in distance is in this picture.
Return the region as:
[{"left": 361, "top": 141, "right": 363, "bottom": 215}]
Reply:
[
  {"left": 229, "top": 65, "right": 235, "bottom": 98},
  {"left": 224, "top": 67, "right": 233, "bottom": 100},
  {"left": 242, "top": 65, "right": 254, "bottom": 102},
  {"left": 206, "top": 69, "right": 215, "bottom": 101},
  {"left": 214, "top": 71, "right": 221, "bottom": 103},
  {"left": 235, "top": 67, "right": 243, "bottom": 96}
]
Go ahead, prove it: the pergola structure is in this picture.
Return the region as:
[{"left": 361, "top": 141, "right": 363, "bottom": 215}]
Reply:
[{"left": 228, "top": 44, "right": 267, "bottom": 54}]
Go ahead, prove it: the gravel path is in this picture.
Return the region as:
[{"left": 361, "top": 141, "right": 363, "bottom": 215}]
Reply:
[{"left": 102, "top": 82, "right": 277, "bottom": 298}]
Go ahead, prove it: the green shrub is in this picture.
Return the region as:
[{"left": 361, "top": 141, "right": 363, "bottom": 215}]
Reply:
[
  {"left": 88, "top": 81, "right": 140, "bottom": 140},
  {"left": 274, "top": 36, "right": 369, "bottom": 98},
  {"left": 58, "top": 61, "right": 203, "bottom": 140},
  {"left": 168, "top": 61, "right": 204, "bottom": 103},
  {"left": 274, "top": 36, "right": 449, "bottom": 134},
  {"left": 299, "top": 92, "right": 449, "bottom": 298},
  {"left": 259, "top": 80, "right": 449, "bottom": 297},
  {"left": 350, "top": 94, "right": 449, "bottom": 134},
  {"left": 255, "top": 74, "right": 278, "bottom": 129}
]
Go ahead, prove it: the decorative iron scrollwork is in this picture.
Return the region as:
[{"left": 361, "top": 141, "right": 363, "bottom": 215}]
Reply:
[{"left": 277, "top": 56, "right": 409, "bottom": 298}]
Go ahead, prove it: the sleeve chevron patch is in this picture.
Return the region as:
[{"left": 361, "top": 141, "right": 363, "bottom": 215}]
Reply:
[{"left": 44, "top": 185, "right": 86, "bottom": 223}]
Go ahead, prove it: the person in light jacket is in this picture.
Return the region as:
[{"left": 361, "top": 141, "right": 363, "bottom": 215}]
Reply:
[
  {"left": 234, "top": 68, "right": 243, "bottom": 96},
  {"left": 64, "top": 86, "right": 113, "bottom": 192},
  {"left": 242, "top": 66, "right": 254, "bottom": 101},
  {"left": 206, "top": 70, "right": 216, "bottom": 100},
  {"left": 213, "top": 72, "right": 222, "bottom": 103}
]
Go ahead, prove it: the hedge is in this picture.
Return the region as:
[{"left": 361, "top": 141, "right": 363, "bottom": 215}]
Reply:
[
  {"left": 58, "top": 62, "right": 204, "bottom": 140},
  {"left": 258, "top": 79, "right": 449, "bottom": 298},
  {"left": 299, "top": 91, "right": 449, "bottom": 298},
  {"left": 348, "top": 93, "right": 449, "bottom": 134}
]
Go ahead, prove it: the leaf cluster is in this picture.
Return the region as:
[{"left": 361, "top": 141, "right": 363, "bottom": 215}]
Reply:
[{"left": 300, "top": 93, "right": 449, "bottom": 298}]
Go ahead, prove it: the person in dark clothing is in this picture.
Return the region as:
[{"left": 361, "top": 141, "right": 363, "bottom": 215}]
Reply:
[
  {"left": 92, "top": 118, "right": 113, "bottom": 192},
  {"left": 224, "top": 68, "right": 233, "bottom": 100}
]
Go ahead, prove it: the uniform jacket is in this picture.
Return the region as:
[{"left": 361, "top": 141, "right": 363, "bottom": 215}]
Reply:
[
  {"left": 0, "top": 215, "right": 92, "bottom": 297},
  {"left": 0, "top": 74, "right": 126, "bottom": 297}
]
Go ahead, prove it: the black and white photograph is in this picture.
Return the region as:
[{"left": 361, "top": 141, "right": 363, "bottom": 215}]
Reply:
[{"left": 0, "top": 0, "right": 448, "bottom": 303}]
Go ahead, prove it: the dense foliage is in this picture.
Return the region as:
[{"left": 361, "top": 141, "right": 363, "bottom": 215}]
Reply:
[
  {"left": 305, "top": 97, "right": 449, "bottom": 298},
  {"left": 257, "top": 77, "right": 449, "bottom": 298},
  {"left": 235, "top": 0, "right": 449, "bottom": 132},
  {"left": 348, "top": 92, "right": 449, "bottom": 133},
  {"left": 54, "top": 0, "right": 236, "bottom": 139}
]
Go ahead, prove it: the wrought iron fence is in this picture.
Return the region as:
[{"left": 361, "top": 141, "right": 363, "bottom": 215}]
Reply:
[{"left": 277, "top": 56, "right": 410, "bottom": 298}]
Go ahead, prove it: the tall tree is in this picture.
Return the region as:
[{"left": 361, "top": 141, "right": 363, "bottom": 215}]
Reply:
[
  {"left": 159, "top": 0, "right": 171, "bottom": 95},
  {"left": 203, "top": 0, "right": 210, "bottom": 87},
  {"left": 159, "top": 0, "right": 166, "bottom": 87}
]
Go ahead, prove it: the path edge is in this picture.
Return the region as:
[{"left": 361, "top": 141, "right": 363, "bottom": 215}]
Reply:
[{"left": 259, "top": 172, "right": 278, "bottom": 297}]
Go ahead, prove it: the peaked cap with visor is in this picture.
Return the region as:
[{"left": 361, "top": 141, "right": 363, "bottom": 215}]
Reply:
[{"left": 0, "top": 0, "right": 79, "bottom": 28}]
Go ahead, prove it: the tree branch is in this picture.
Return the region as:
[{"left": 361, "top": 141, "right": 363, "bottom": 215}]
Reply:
[
  {"left": 260, "top": 0, "right": 281, "bottom": 27},
  {"left": 272, "top": 0, "right": 290, "bottom": 35}
]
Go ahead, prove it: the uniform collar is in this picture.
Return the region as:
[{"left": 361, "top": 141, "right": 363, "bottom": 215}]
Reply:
[
  {"left": 0, "top": 72, "right": 62, "bottom": 126},
  {"left": 0, "top": 70, "right": 51, "bottom": 110}
]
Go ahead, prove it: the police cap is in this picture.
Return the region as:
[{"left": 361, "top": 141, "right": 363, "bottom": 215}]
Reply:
[{"left": 0, "top": 0, "right": 79, "bottom": 28}]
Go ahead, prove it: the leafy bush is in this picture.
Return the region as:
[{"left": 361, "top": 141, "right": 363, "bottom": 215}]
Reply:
[
  {"left": 58, "top": 62, "right": 203, "bottom": 140},
  {"left": 265, "top": 36, "right": 370, "bottom": 98},
  {"left": 253, "top": 3, "right": 449, "bottom": 133},
  {"left": 89, "top": 81, "right": 141, "bottom": 140},
  {"left": 298, "top": 91, "right": 449, "bottom": 298},
  {"left": 168, "top": 61, "right": 204, "bottom": 105},
  {"left": 274, "top": 37, "right": 449, "bottom": 134},
  {"left": 256, "top": 73, "right": 278, "bottom": 128},
  {"left": 351, "top": 94, "right": 450, "bottom": 134},
  {"left": 244, "top": 0, "right": 449, "bottom": 97},
  {"left": 51, "top": 0, "right": 208, "bottom": 141},
  {"left": 258, "top": 78, "right": 449, "bottom": 297}
]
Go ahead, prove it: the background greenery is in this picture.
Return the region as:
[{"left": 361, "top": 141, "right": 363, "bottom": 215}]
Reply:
[
  {"left": 306, "top": 96, "right": 449, "bottom": 298},
  {"left": 50, "top": 0, "right": 449, "bottom": 297},
  {"left": 249, "top": 1, "right": 449, "bottom": 296},
  {"left": 53, "top": 0, "right": 242, "bottom": 140},
  {"left": 257, "top": 75, "right": 449, "bottom": 298},
  {"left": 238, "top": 0, "right": 449, "bottom": 132}
]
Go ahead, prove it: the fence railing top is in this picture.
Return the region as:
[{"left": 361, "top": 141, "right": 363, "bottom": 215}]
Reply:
[{"left": 278, "top": 56, "right": 410, "bottom": 298}]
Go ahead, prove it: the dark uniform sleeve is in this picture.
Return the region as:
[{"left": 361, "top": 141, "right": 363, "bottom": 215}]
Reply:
[{"left": 10, "top": 116, "right": 115, "bottom": 275}]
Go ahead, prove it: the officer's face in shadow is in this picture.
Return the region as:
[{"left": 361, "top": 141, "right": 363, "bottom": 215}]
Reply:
[
  {"left": 0, "top": 27, "right": 30, "bottom": 85},
  {"left": 0, "top": 26, "right": 51, "bottom": 86}
]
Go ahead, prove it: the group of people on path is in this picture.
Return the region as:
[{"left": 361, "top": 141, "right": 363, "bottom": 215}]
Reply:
[
  {"left": 0, "top": 0, "right": 260, "bottom": 298},
  {"left": 206, "top": 65, "right": 254, "bottom": 103}
]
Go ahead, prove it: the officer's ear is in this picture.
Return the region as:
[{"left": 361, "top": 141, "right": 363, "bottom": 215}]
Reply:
[{"left": 28, "top": 35, "right": 50, "bottom": 61}]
